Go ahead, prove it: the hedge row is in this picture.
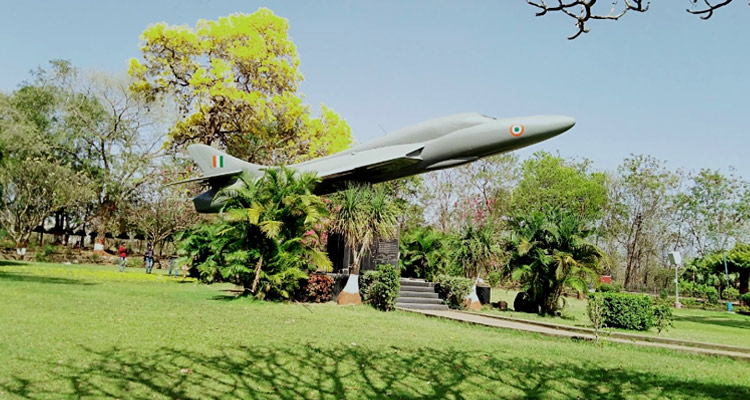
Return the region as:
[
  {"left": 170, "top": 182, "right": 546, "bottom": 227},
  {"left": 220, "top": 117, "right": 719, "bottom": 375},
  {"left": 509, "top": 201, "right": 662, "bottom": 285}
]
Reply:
[{"left": 588, "top": 292, "right": 654, "bottom": 331}]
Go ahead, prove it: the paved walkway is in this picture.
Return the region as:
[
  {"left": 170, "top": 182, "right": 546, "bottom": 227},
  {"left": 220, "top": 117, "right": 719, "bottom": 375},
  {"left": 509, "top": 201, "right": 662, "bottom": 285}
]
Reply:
[{"left": 401, "top": 308, "right": 750, "bottom": 361}]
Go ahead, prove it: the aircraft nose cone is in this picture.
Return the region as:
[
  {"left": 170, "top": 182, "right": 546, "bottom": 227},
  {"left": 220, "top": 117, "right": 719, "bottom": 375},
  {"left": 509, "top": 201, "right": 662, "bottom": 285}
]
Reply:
[{"left": 557, "top": 116, "right": 576, "bottom": 131}]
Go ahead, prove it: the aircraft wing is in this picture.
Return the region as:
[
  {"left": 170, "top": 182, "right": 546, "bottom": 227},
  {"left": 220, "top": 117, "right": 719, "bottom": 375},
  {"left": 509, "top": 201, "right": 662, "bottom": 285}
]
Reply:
[
  {"left": 313, "top": 143, "right": 425, "bottom": 181},
  {"left": 166, "top": 169, "right": 243, "bottom": 186}
]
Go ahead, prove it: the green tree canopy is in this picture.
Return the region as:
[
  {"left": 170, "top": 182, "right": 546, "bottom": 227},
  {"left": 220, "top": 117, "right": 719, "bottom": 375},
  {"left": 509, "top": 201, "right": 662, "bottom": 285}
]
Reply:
[
  {"left": 697, "top": 243, "right": 750, "bottom": 294},
  {"left": 0, "top": 89, "right": 93, "bottom": 250},
  {"left": 512, "top": 152, "right": 608, "bottom": 223},
  {"left": 675, "top": 169, "right": 750, "bottom": 254},
  {"left": 129, "top": 9, "right": 352, "bottom": 164}
]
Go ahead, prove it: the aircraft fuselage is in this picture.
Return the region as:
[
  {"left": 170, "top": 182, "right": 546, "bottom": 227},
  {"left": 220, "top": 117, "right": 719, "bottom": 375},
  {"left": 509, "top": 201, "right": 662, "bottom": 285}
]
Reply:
[{"left": 190, "top": 113, "right": 575, "bottom": 212}]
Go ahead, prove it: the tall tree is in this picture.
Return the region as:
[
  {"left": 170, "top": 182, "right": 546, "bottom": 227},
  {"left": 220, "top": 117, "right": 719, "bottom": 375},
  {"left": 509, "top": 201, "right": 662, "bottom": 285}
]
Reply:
[
  {"left": 20, "top": 61, "right": 167, "bottom": 245},
  {"left": 129, "top": 9, "right": 352, "bottom": 164},
  {"left": 130, "top": 159, "right": 204, "bottom": 257},
  {"left": 675, "top": 169, "right": 750, "bottom": 255},
  {"left": 603, "top": 155, "right": 681, "bottom": 290},
  {"left": 0, "top": 91, "right": 93, "bottom": 255}
]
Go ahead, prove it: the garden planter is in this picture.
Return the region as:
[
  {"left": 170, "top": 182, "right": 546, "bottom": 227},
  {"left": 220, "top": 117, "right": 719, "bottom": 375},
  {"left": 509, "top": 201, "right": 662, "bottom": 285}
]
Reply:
[
  {"left": 337, "top": 274, "right": 362, "bottom": 305},
  {"left": 464, "top": 284, "right": 482, "bottom": 310},
  {"left": 476, "top": 285, "right": 491, "bottom": 305}
]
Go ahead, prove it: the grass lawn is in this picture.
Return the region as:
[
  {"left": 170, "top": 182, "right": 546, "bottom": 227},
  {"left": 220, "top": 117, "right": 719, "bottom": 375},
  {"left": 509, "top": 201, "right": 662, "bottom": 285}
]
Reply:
[
  {"left": 489, "top": 288, "right": 750, "bottom": 348},
  {"left": 1, "top": 261, "right": 749, "bottom": 399}
]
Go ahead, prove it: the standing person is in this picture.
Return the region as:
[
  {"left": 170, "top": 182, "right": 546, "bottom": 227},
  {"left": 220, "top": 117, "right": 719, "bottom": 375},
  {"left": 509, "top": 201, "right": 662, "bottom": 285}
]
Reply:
[
  {"left": 168, "top": 256, "right": 179, "bottom": 278},
  {"left": 118, "top": 242, "right": 128, "bottom": 272},
  {"left": 144, "top": 242, "right": 154, "bottom": 274}
]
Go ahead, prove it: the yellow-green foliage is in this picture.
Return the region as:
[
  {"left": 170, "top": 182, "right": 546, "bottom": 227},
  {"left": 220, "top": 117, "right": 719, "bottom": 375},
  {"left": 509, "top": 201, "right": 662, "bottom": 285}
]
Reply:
[{"left": 129, "top": 9, "right": 352, "bottom": 163}]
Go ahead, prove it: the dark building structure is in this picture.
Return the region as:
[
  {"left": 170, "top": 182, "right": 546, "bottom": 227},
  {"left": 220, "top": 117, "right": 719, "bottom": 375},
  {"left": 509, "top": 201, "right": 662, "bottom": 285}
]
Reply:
[{"left": 326, "top": 233, "right": 399, "bottom": 274}]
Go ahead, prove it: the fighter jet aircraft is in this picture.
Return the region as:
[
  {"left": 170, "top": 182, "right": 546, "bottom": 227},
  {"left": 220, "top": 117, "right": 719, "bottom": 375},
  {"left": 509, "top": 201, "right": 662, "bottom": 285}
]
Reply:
[{"left": 183, "top": 112, "right": 575, "bottom": 213}]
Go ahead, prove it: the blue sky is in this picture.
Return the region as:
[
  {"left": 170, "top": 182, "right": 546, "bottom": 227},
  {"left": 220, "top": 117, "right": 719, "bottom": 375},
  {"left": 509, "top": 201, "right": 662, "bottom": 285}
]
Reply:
[{"left": 1, "top": 1, "right": 748, "bottom": 178}]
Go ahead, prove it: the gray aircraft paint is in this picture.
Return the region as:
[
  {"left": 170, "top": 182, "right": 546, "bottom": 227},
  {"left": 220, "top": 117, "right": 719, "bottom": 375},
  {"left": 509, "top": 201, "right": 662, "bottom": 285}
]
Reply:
[{"left": 185, "top": 113, "right": 575, "bottom": 213}]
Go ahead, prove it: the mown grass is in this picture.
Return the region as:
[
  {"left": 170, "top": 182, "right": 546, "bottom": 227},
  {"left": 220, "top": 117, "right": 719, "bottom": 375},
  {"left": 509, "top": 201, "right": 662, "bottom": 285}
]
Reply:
[
  {"left": 1, "top": 261, "right": 749, "bottom": 399},
  {"left": 489, "top": 288, "right": 750, "bottom": 347}
]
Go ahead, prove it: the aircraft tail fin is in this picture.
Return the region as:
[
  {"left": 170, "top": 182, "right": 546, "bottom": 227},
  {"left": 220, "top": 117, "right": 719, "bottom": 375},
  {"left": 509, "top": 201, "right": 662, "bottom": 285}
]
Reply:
[
  {"left": 169, "top": 144, "right": 264, "bottom": 186},
  {"left": 188, "top": 144, "right": 261, "bottom": 174}
]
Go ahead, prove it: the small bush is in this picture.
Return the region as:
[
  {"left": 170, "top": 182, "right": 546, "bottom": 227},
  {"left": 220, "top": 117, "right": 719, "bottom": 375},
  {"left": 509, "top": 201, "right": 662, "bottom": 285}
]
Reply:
[
  {"left": 302, "top": 274, "right": 333, "bottom": 303},
  {"left": 434, "top": 274, "right": 472, "bottom": 310},
  {"left": 359, "top": 270, "right": 380, "bottom": 304},
  {"left": 652, "top": 303, "right": 674, "bottom": 334},
  {"left": 368, "top": 264, "right": 400, "bottom": 311},
  {"left": 586, "top": 293, "right": 606, "bottom": 340},
  {"left": 34, "top": 244, "right": 54, "bottom": 263},
  {"left": 597, "top": 282, "right": 621, "bottom": 293},
  {"left": 679, "top": 280, "right": 694, "bottom": 297},
  {"left": 705, "top": 286, "right": 719, "bottom": 304},
  {"left": 487, "top": 272, "right": 502, "bottom": 288},
  {"left": 588, "top": 292, "right": 654, "bottom": 331},
  {"left": 722, "top": 287, "right": 739, "bottom": 301},
  {"left": 659, "top": 289, "right": 669, "bottom": 300},
  {"left": 741, "top": 292, "right": 750, "bottom": 306},
  {"left": 681, "top": 298, "right": 697, "bottom": 306}
]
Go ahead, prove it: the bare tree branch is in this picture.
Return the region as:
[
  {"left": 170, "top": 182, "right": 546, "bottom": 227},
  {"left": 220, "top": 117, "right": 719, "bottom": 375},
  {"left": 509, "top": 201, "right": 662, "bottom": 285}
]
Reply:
[
  {"left": 527, "top": 0, "right": 650, "bottom": 39},
  {"left": 527, "top": 1, "right": 748, "bottom": 39},
  {"left": 686, "top": 0, "right": 735, "bottom": 20}
]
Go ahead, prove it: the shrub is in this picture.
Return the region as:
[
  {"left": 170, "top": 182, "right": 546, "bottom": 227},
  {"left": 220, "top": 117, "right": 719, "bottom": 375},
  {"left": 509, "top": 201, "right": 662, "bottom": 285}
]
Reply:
[
  {"left": 705, "top": 286, "right": 719, "bottom": 304},
  {"left": 435, "top": 274, "right": 473, "bottom": 310},
  {"left": 679, "top": 280, "right": 694, "bottom": 297},
  {"left": 681, "top": 298, "right": 697, "bottom": 306},
  {"left": 741, "top": 292, "right": 750, "bottom": 306},
  {"left": 302, "top": 274, "right": 333, "bottom": 303},
  {"left": 368, "top": 264, "right": 400, "bottom": 311},
  {"left": 487, "top": 272, "right": 502, "bottom": 288},
  {"left": 34, "top": 244, "right": 54, "bottom": 263},
  {"left": 659, "top": 289, "right": 669, "bottom": 300},
  {"left": 597, "top": 283, "right": 621, "bottom": 293},
  {"left": 586, "top": 293, "right": 606, "bottom": 340},
  {"left": 588, "top": 292, "right": 654, "bottom": 331},
  {"left": 722, "top": 287, "right": 739, "bottom": 301},
  {"left": 359, "top": 270, "right": 380, "bottom": 304},
  {"left": 652, "top": 303, "right": 674, "bottom": 334}
]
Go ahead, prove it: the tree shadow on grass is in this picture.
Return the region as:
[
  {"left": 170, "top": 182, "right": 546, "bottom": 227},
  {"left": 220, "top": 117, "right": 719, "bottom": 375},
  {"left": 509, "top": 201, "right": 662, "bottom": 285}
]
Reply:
[
  {"left": 677, "top": 314, "right": 750, "bottom": 330},
  {"left": 1, "top": 344, "right": 747, "bottom": 399},
  {"left": 0, "top": 271, "right": 97, "bottom": 286},
  {"left": 0, "top": 260, "right": 26, "bottom": 266}
]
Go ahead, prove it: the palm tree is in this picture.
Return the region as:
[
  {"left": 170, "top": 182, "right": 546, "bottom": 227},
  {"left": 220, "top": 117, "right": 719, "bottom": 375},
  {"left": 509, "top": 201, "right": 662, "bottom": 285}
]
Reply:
[
  {"left": 214, "top": 167, "right": 331, "bottom": 298},
  {"left": 453, "top": 221, "right": 502, "bottom": 279},
  {"left": 399, "top": 226, "right": 455, "bottom": 280},
  {"left": 506, "top": 208, "right": 605, "bottom": 315},
  {"left": 328, "top": 184, "right": 400, "bottom": 304}
]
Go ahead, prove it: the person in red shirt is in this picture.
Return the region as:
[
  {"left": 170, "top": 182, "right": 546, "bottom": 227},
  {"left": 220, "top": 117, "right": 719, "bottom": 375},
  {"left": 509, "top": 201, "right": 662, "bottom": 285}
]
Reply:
[{"left": 118, "top": 243, "right": 128, "bottom": 272}]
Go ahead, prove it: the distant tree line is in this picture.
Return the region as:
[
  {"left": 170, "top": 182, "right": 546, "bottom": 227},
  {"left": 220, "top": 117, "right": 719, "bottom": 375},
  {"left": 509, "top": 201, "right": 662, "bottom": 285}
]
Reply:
[{"left": 396, "top": 150, "right": 750, "bottom": 296}]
